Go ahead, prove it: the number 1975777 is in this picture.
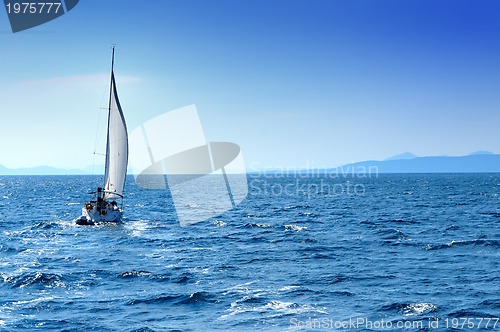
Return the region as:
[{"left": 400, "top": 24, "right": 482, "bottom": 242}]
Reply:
[{"left": 6, "top": 2, "right": 62, "bottom": 14}]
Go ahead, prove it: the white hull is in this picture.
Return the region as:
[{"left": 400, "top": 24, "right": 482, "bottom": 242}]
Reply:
[{"left": 75, "top": 201, "right": 123, "bottom": 225}]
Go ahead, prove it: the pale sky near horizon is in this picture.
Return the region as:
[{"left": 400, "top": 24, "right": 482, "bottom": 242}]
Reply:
[{"left": 0, "top": 0, "right": 499, "bottom": 171}]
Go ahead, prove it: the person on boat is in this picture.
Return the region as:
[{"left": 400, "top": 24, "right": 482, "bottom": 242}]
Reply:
[{"left": 96, "top": 187, "right": 105, "bottom": 211}]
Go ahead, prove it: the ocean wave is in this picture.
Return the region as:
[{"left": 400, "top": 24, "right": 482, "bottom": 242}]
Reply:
[
  {"left": 309, "top": 253, "right": 335, "bottom": 260},
  {"left": 278, "top": 285, "right": 300, "bottom": 292},
  {"left": 315, "top": 274, "right": 350, "bottom": 284},
  {"left": 117, "top": 270, "right": 156, "bottom": 279},
  {"left": 386, "top": 219, "right": 418, "bottom": 224},
  {"left": 0, "top": 245, "right": 17, "bottom": 253},
  {"left": 284, "top": 224, "right": 307, "bottom": 232},
  {"left": 283, "top": 205, "right": 310, "bottom": 210},
  {"left": 243, "top": 223, "right": 272, "bottom": 228},
  {"left": 6, "top": 271, "right": 64, "bottom": 289},
  {"left": 213, "top": 220, "right": 227, "bottom": 227},
  {"left": 447, "top": 309, "right": 498, "bottom": 318},
  {"left": 127, "top": 294, "right": 184, "bottom": 305},
  {"left": 479, "top": 299, "right": 500, "bottom": 308},
  {"left": 179, "top": 291, "right": 219, "bottom": 305},
  {"left": 221, "top": 299, "right": 327, "bottom": 320},
  {"left": 245, "top": 213, "right": 265, "bottom": 218},
  {"left": 31, "top": 221, "right": 57, "bottom": 230},
  {"left": 239, "top": 257, "right": 278, "bottom": 265},
  {"left": 10, "top": 295, "right": 57, "bottom": 307},
  {"left": 127, "top": 291, "right": 218, "bottom": 306},
  {"left": 298, "top": 245, "right": 339, "bottom": 253},
  {"left": 173, "top": 271, "right": 196, "bottom": 284},
  {"left": 381, "top": 302, "right": 438, "bottom": 316},
  {"left": 330, "top": 290, "right": 355, "bottom": 297},
  {"left": 127, "top": 327, "right": 156, "bottom": 332},
  {"left": 276, "top": 285, "right": 324, "bottom": 298},
  {"left": 479, "top": 212, "right": 500, "bottom": 218},
  {"left": 401, "top": 303, "right": 438, "bottom": 316},
  {"left": 424, "top": 239, "right": 500, "bottom": 250},
  {"left": 308, "top": 273, "right": 398, "bottom": 286},
  {"left": 377, "top": 228, "right": 411, "bottom": 241}
]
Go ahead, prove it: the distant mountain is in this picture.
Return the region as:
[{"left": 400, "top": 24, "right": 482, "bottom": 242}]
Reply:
[
  {"left": 468, "top": 150, "right": 494, "bottom": 156},
  {"left": 2, "top": 152, "right": 500, "bottom": 175},
  {"left": 385, "top": 152, "right": 418, "bottom": 161},
  {"left": 0, "top": 164, "right": 10, "bottom": 174},
  {"left": 0, "top": 165, "right": 98, "bottom": 175},
  {"left": 334, "top": 154, "right": 500, "bottom": 173}
]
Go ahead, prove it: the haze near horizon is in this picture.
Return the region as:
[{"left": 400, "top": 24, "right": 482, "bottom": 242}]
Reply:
[{"left": 0, "top": 0, "right": 499, "bottom": 170}]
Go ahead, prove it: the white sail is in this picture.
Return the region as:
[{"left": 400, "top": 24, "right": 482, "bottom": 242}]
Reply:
[{"left": 103, "top": 71, "right": 128, "bottom": 200}]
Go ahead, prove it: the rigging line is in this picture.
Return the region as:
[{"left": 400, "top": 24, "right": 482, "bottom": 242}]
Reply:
[
  {"left": 91, "top": 73, "right": 112, "bottom": 180},
  {"left": 104, "top": 46, "right": 116, "bottom": 185},
  {"left": 94, "top": 80, "right": 110, "bottom": 154}
]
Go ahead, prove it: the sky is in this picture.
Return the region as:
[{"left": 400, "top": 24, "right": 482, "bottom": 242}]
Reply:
[{"left": 0, "top": 0, "right": 499, "bottom": 171}]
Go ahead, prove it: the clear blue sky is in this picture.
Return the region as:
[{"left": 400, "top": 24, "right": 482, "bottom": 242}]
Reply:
[{"left": 0, "top": 0, "right": 499, "bottom": 170}]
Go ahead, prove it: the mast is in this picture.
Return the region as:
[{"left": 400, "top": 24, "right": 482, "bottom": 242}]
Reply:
[{"left": 103, "top": 46, "right": 115, "bottom": 191}]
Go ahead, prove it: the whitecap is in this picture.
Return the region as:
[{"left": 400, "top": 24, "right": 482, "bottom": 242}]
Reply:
[
  {"left": 284, "top": 224, "right": 307, "bottom": 232},
  {"left": 264, "top": 300, "right": 296, "bottom": 311},
  {"left": 222, "top": 281, "right": 256, "bottom": 296},
  {"left": 12, "top": 295, "right": 56, "bottom": 306},
  {"left": 401, "top": 302, "right": 437, "bottom": 316},
  {"left": 213, "top": 220, "right": 227, "bottom": 227},
  {"left": 220, "top": 298, "right": 328, "bottom": 320}
]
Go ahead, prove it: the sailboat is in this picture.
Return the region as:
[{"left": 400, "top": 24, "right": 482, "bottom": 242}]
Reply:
[{"left": 75, "top": 47, "right": 129, "bottom": 225}]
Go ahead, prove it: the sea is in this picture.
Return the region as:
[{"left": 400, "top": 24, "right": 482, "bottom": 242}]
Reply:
[{"left": 0, "top": 173, "right": 499, "bottom": 331}]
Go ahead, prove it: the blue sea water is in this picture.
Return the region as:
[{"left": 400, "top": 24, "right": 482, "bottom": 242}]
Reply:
[{"left": 0, "top": 174, "right": 499, "bottom": 331}]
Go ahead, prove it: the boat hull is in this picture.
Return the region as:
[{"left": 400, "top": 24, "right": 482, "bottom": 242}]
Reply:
[{"left": 75, "top": 202, "right": 123, "bottom": 225}]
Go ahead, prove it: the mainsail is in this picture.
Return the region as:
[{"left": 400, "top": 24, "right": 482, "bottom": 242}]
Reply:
[{"left": 103, "top": 67, "right": 128, "bottom": 200}]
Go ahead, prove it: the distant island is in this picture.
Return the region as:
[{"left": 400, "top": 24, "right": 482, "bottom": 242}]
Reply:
[
  {"left": 1, "top": 151, "right": 500, "bottom": 175},
  {"left": 0, "top": 164, "right": 100, "bottom": 176},
  {"left": 331, "top": 151, "right": 500, "bottom": 174}
]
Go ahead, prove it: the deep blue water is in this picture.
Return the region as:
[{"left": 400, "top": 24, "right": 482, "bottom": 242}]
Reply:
[{"left": 0, "top": 174, "right": 499, "bottom": 331}]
